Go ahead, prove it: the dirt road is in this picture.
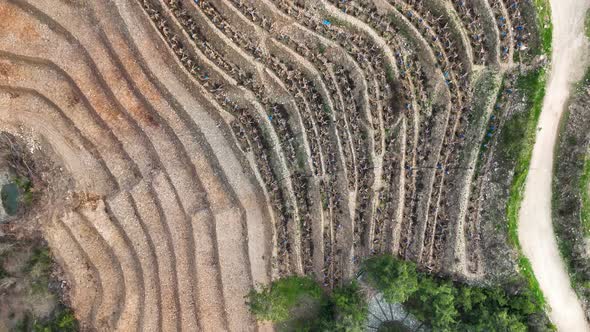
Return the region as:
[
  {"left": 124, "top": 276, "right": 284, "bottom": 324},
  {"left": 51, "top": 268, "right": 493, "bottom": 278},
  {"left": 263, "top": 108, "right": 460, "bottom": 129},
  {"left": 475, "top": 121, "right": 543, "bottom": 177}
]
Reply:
[{"left": 519, "top": 0, "right": 590, "bottom": 330}]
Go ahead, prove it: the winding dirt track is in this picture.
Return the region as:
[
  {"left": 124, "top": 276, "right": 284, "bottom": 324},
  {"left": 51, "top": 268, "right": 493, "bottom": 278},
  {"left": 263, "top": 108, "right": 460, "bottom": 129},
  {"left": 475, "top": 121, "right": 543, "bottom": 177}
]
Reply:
[{"left": 519, "top": 0, "right": 590, "bottom": 330}]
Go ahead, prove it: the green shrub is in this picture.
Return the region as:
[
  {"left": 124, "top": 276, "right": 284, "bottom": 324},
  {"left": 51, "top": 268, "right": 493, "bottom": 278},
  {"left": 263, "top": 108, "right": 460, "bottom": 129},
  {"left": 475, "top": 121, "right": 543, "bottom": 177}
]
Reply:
[
  {"left": 13, "top": 308, "right": 78, "bottom": 332},
  {"left": 14, "top": 176, "right": 34, "bottom": 205},
  {"left": 247, "top": 276, "right": 323, "bottom": 322},
  {"left": 32, "top": 308, "right": 78, "bottom": 332}
]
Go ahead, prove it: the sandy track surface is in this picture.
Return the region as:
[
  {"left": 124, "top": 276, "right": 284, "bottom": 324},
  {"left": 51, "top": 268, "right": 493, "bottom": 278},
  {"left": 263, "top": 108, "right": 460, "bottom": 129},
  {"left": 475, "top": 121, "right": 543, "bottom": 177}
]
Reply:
[{"left": 519, "top": 0, "right": 590, "bottom": 330}]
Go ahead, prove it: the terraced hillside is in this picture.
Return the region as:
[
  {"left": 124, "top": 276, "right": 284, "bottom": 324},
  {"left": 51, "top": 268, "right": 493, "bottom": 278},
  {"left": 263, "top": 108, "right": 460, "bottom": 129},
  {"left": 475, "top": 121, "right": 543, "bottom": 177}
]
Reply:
[{"left": 0, "top": 0, "right": 548, "bottom": 330}]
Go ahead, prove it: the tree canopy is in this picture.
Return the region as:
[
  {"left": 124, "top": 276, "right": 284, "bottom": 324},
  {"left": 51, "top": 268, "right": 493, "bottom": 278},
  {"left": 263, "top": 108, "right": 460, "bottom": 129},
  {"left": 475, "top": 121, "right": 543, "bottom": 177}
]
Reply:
[
  {"left": 247, "top": 256, "right": 551, "bottom": 331},
  {"left": 362, "top": 255, "right": 549, "bottom": 332},
  {"left": 247, "top": 276, "right": 368, "bottom": 331},
  {"left": 362, "top": 255, "right": 419, "bottom": 303}
]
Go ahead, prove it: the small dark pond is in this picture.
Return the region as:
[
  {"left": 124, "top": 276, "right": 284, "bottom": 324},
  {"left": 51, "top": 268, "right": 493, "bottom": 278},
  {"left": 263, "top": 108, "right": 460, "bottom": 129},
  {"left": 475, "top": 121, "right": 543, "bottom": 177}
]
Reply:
[{"left": 1, "top": 183, "right": 20, "bottom": 216}]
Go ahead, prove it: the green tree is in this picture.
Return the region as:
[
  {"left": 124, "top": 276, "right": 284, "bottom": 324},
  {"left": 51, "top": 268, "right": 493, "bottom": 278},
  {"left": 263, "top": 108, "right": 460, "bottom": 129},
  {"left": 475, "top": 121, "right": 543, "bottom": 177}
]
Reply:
[
  {"left": 324, "top": 281, "right": 368, "bottom": 332},
  {"left": 461, "top": 310, "right": 526, "bottom": 332},
  {"left": 363, "top": 255, "right": 419, "bottom": 303},
  {"left": 403, "top": 276, "right": 458, "bottom": 331}
]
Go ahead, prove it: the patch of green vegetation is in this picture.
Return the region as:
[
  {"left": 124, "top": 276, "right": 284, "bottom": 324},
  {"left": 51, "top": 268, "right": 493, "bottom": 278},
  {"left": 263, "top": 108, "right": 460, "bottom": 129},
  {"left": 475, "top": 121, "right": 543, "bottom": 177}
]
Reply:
[
  {"left": 500, "top": 67, "right": 548, "bottom": 309},
  {"left": 2, "top": 176, "right": 35, "bottom": 214},
  {"left": 26, "top": 247, "right": 53, "bottom": 294},
  {"left": 322, "top": 102, "right": 332, "bottom": 115},
  {"left": 580, "top": 157, "right": 590, "bottom": 236},
  {"left": 362, "top": 256, "right": 548, "bottom": 331},
  {"left": 248, "top": 276, "right": 323, "bottom": 322},
  {"left": 32, "top": 308, "right": 78, "bottom": 332},
  {"left": 385, "top": 63, "right": 396, "bottom": 83},
  {"left": 1, "top": 239, "right": 79, "bottom": 331},
  {"left": 14, "top": 307, "right": 78, "bottom": 332},
  {"left": 533, "top": 0, "right": 553, "bottom": 55},
  {"left": 0, "top": 264, "right": 7, "bottom": 279},
  {"left": 14, "top": 176, "right": 33, "bottom": 204},
  {"left": 247, "top": 276, "right": 368, "bottom": 331},
  {"left": 575, "top": 66, "right": 590, "bottom": 93},
  {"left": 323, "top": 282, "right": 368, "bottom": 331},
  {"left": 516, "top": 256, "right": 545, "bottom": 311},
  {"left": 362, "top": 255, "right": 418, "bottom": 303},
  {"left": 504, "top": 68, "right": 547, "bottom": 244},
  {"left": 250, "top": 256, "right": 551, "bottom": 331},
  {"left": 324, "top": 16, "right": 350, "bottom": 29}
]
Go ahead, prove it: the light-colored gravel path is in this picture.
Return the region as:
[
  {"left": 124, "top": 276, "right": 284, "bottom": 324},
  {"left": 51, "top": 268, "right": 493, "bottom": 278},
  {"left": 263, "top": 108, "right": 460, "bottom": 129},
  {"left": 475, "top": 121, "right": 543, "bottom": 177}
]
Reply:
[{"left": 519, "top": 0, "right": 590, "bottom": 330}]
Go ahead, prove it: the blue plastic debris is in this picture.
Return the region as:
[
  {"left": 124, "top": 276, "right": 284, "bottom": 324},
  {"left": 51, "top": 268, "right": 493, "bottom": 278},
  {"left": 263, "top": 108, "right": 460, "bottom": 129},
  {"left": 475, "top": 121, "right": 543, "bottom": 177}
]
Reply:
[
  {"left": 268, "top": 115, "right": 273, "bottom": 121},
  {"left": 322, "top": 19, "right": 331, "bottom": 26}
]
